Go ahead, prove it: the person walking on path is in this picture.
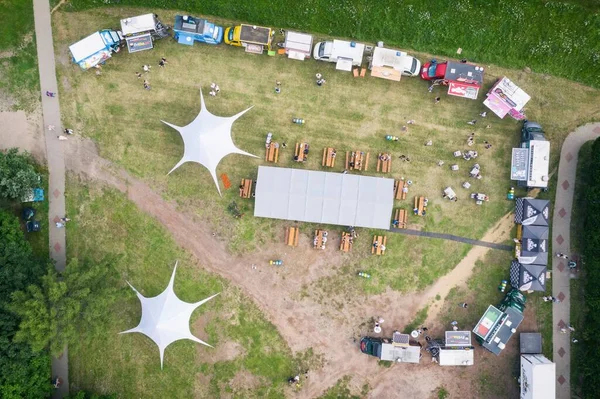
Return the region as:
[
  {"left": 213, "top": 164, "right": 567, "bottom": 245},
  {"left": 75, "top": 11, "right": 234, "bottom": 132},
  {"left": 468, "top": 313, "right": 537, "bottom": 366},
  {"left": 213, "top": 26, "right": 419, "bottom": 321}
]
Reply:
[
  {"left": 560, "top": 327, "right": 567, "bottom": 334},
  {"left": 60, "top": 217, "right": 71, "bottom": 223},
  {"left": 45, "top": 90, "right": 56, "bottom": 97},
  {"left": 55, "top": 222, "right": 65, "bottom": 228}
]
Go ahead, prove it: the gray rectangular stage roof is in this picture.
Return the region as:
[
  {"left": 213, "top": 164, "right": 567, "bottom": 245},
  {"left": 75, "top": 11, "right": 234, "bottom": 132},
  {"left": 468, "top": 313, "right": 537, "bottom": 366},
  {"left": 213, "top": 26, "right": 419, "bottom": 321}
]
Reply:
[{"left": 254, "top": 166, "right": 394, "bottom": 229}]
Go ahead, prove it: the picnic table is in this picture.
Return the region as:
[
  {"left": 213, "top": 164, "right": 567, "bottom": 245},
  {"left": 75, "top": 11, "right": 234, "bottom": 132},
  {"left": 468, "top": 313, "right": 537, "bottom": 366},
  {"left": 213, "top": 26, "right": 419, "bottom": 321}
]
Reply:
[
  {"left": 414, "top": 196, "right": 427, "bottom": 216},
  {"left": 294, "top": 143, "right": 309, "bottom": 162},
  {"left": 345, "top": 150, "right": 369, "bottom": 171},
  {"left": 285, "top": 226, "right": 300, "bottom": 247},
  {"left": 371, "top": 235, "right": 387, "bottom": 255},
  {"left": 340, "top": 232, "right": 353, "bottom": 252},
  {"left": 313, "top": 229, "right": 328, "bottom": 249},
  {"left": 322, "top": 147, "right": 337, "bottom": 168},
  {"left": 376, "top": 153, "right": 392, "bottom": 173},
  {"left": 265, "top": 142, "right": 280, "bottom": 163},
  {"left": 394, "top": 180, "right": 408, "bottom": 200},
  {"left": 239, "top": 179, "right": 253, "bottom": 198},
  {"left": 392, "top": 209, "right": 408, "bottom": 229}
]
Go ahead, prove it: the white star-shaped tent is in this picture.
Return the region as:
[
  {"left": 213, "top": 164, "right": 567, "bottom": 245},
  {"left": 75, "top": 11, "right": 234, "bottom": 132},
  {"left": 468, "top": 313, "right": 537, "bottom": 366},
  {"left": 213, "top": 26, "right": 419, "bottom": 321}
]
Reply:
[
  {"left": 120, "top": 261, "right": 219, "bottom": 369},
  {"left": 162, "top": 89, "right": 258, "bottom": 195}
]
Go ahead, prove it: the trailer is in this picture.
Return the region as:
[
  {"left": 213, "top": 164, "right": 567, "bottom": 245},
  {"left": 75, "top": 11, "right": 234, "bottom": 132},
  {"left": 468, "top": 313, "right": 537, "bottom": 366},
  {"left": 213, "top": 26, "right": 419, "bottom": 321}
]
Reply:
[
  {"left": 283, "top": 31, "right": 313, "bottom": 60},
  {"left": 69, "top": 30, "right": 122, "bottom": 70},
  {"left": 173, "top": 15, "right": 223, "bottom": 46},
  {"left": 520, "top": 354, "right": 555, "bottom": 399},
  {"left": 120, "top": 13, "right": 169, "bottom": 53},
  {"left": 421, "top": 59, "right": 484, "bottom": 100}
]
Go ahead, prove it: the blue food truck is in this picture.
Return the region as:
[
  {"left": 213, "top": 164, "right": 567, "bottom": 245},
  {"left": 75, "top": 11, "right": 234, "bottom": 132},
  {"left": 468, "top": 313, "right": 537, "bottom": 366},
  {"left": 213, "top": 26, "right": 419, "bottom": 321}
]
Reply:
[
  {"left": 69, "top": 30, "right": 122, "bottom": 70},
  {"left": 173, "top": 15, "right": 223, "bottom": 46}
]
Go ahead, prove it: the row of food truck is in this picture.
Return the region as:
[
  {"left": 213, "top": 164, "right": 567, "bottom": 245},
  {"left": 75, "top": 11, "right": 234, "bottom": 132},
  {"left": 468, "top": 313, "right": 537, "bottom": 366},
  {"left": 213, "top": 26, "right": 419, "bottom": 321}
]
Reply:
[{"left": 69, "top": 13, "right": 531, "bottom": 118}]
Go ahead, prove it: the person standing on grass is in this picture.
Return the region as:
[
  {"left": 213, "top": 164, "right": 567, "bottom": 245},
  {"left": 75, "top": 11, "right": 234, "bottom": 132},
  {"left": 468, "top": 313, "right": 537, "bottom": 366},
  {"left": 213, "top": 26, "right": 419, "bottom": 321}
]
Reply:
[
  {"left": 459, "top": 302, "right": 468, "bottom": 308},
  {"left": 434, "top": 96, "right": 440, "bottom": 104}
]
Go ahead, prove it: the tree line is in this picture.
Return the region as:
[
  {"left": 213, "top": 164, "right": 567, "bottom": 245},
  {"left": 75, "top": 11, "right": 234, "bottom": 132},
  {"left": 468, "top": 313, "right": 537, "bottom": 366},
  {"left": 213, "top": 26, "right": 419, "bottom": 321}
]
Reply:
[
  {"left": 0, "top": 149, "right": 117, "bottom": 398},
  {"left": 580, "top": 138, "right": 600, "bottom": 397}
]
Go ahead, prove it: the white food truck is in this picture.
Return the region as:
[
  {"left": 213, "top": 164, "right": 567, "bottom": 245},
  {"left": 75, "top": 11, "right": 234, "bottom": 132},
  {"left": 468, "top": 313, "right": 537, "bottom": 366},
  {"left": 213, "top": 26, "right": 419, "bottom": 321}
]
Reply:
[{"left": 313, "top": 39, "right": 365, "bottom": 71}]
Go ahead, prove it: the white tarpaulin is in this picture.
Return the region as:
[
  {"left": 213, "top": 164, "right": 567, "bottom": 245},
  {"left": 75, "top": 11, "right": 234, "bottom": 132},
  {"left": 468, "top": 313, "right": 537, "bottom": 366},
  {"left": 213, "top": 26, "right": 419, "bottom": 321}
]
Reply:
[
  {"left": 121, "top": 262, "right": 219, "bottom": 369},
  {"left": 162, "top": 90, "right": 257, "bottom": 195},
  {"left": 254, "top": 166, "right": 394, "bottom": 229}
]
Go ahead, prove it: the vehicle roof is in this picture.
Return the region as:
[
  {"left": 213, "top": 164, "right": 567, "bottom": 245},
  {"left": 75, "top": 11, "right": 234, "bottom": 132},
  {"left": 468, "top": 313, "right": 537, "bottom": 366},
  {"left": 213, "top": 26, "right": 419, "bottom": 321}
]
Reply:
[
  {"left": 331, "top": 40, "right": 365, "bottom": 63},
  {"left": 239, "top": 25, "right": 271, "bottom": 44},
  {"left": 120, "top": 14, "right": 156, "bottom": 36},
  {"left": 69, "top": 32, "right": 107, "bottom": 62},
  {"left": 439, "top": 348, "right": 474, "bottom": 366},
  {"left": 526, "top": 140, "right": 550, "bottom": 188},
  {"left": 379, "top": 343, "right": 421, "bottom": 363},
  {"left": 174, "top": 15, "right": 208, "bottom": 34},
  {"left": 371, "top": 47, "right": 409, "bottom": 70},
  {"left": 445, "top": 61, "right": 484, "bottom": 85}
]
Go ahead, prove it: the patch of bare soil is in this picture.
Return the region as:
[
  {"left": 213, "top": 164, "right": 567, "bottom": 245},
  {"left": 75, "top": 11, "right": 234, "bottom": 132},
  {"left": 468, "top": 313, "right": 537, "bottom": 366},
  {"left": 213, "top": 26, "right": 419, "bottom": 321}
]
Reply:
[
  {"left": 229, "top": 370, "right": 264, "bottom": 391},
  {"left": 0, "top": 110, "right": 45, "bottom": 161},
  {"left": 204, "top": 341, "right": 246, "bottom": 365}
]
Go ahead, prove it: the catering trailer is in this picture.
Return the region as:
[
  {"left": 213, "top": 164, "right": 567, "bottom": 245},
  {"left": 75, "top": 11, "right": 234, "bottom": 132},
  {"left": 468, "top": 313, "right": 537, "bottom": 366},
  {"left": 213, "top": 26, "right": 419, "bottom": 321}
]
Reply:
[
  {"left": 283, "top": 31, "right": 313, "bottom": 60},
  {"left": 69, "top": 30, "right": 122, "bottom": 70},
  {"left": 421, "top": 59, "right": 484, "bottom": 100},
  {"left": 520, "top": 354, "right": 555, "bottom": 399},
  {"left": 120, "top": 13, "right": 169, "bottom": 53},
  {"left": 484, "top": 77, "right": 530, "bottom": 120},
  {"left": 173, "top": 15, "right": 223, "bottom": 46}
]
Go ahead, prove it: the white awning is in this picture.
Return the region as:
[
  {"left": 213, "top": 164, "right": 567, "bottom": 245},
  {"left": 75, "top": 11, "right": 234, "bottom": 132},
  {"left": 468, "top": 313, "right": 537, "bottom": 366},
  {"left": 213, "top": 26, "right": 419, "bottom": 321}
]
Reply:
[{"left": 254, "top": 166, "right": 394, "bottom": 229}]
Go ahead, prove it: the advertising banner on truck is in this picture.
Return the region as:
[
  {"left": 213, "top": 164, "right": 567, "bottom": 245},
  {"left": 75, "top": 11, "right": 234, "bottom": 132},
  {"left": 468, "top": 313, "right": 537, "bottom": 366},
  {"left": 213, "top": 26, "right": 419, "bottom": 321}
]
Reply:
[{"left": 126, "top": 34, "right": 153, "bottom": 53}]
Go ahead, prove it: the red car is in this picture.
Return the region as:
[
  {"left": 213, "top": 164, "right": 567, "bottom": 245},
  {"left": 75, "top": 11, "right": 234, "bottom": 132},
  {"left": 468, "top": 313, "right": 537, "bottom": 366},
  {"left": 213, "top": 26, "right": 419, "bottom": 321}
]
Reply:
[{"left": 421, "top": 59, "right": 484, "bottom": 99}]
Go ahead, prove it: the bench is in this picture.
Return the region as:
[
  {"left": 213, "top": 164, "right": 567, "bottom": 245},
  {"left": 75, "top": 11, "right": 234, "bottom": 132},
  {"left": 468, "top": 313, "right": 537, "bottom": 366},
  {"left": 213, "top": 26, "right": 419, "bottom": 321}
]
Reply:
[
  {"left": 414, "top": 196, "right": 426, "bottom": 216},
  {"left": 265, "top": 142, "right": 279, "bottom": 163},
  {"left": 285, "top": 226, "right": 300, "bottom": 247},
  {"left": 314, "top": 229, "right": 328, "bottom": 249},
  {"left": 394, "top": 180, "right": 408, "bottom": 200},
  {"left": 376, "top": 153, "right": 392, "bottom": 173},
  {"left": 322, "top": 147, "right": 337, "bottom": 168},
  {"left": 345, "top": 151, "right": 370, "bottom": 171},
  {"left": 371, "top": 235, "right": 387, "bottom": 255},
  {"left": 340, "top": 232, "right": 353, "bottom": 252},
  {"left": 239, "top": 179, "right": 253, "bottom": 198},
  {"left": 295, "top": 142, "right": 309, "bottom": 162},
  {"left": 392, "top": 209, "right": 408, "bottom": 229}
]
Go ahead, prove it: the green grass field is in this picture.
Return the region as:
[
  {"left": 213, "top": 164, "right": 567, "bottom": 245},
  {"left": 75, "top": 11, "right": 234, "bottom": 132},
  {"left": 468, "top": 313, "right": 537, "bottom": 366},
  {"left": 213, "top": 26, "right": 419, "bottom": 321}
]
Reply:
[
  {"left": 64, "top": 0, "right": 600, "bottom": 88},
  {"left": 53, "top": 8, "right": 600, "bottom": 296},
  {"left": 65, "top": 179, "right": 298, "bottom": 398}
]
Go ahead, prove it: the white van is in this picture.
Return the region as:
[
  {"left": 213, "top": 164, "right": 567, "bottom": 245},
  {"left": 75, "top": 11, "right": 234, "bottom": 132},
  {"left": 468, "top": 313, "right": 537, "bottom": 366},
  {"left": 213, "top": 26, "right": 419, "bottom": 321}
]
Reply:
[{"left": 313, "top": 40, "right": 365, "bottom": 71}]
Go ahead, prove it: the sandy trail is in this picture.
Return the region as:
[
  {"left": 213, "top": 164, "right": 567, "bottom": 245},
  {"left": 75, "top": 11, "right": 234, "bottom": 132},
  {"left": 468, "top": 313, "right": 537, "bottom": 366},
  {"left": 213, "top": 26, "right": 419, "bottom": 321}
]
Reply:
[{"left": 2, "top": 121, "right": 514, "bottom": 397}]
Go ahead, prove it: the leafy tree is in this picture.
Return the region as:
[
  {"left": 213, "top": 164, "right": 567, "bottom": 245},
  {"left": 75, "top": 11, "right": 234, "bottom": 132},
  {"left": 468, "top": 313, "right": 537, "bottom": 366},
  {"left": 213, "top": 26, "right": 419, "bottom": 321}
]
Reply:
[
  {"left": 10, "top": 257, "right": 120, "bottom": 355},
  {"left": 0, "top": 210, "right": 51, "bottom": 398},
  {"left": 0, "top": 148, "right": 40, "bottom": 200}
]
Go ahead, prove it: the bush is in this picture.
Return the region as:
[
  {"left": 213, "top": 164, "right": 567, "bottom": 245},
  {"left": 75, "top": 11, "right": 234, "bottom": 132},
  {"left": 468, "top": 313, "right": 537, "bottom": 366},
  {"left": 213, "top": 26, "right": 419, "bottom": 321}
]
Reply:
[{"left": 0, "top": 149, "right": 40, "bottom": 200}]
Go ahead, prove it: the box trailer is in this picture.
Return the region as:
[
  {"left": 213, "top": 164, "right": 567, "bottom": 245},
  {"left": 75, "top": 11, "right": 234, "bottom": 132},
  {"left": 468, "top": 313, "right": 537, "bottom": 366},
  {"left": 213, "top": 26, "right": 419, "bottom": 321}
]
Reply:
[
  {"left": 520, "top": 354, "right": 555, "bottom": 399},
  {"left": 313, "top": 40, "right": 365, "bottom": 71},
  {"left": 120, "top": 13, "right": 169, "bottom": 53},
  {"left": 283, "top": 31, "right": 313, "bottom": 60},
  {"left": 69, "top": 30, "right": 122, "bottom": 70}
]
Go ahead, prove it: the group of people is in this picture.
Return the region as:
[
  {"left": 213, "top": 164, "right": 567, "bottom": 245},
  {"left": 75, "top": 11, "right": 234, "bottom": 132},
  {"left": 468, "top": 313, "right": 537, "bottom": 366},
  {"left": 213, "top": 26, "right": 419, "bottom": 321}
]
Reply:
[
  {"left": 372, "top": 240, "right": 386, "bottom": 252},
  {"left": 315, "top": 73, "right": 326, "bottom": 86},
  {"left": 559, "top": 324, "right": 578, "bottom": 343},
  {"left": 209, "top": 82, "right": 221, "bottom": 96},
  {"left": 313, "top": 231, "right": 328, "bottom": 250},
  {"left": 135, "top": 58, "right": 168, "bottom": 91}
]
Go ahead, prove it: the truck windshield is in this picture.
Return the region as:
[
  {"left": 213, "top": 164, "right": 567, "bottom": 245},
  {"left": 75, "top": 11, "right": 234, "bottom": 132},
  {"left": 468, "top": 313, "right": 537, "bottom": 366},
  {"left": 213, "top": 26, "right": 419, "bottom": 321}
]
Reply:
[
  {"left": 411, "top": 58, "right": 417, "bottom": 74},
  {"left": 228, "top": 29, "right": 233, "bottom": 42},
  {"left": 318, "top": 42, "right": 325, "bottom": 58}
]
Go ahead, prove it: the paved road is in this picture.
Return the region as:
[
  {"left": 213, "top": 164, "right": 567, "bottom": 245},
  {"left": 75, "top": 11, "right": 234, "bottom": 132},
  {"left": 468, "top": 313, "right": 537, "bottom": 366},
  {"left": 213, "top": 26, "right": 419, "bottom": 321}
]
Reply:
[
  {"left": 32, "top": 0, "right": 69, "bottom": 397},
  {"left": 552, "top": 123, "right": 600, "bottom": 399},
  {"left": 390, "top": 227, "right": 513, "bottom": 251}
]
